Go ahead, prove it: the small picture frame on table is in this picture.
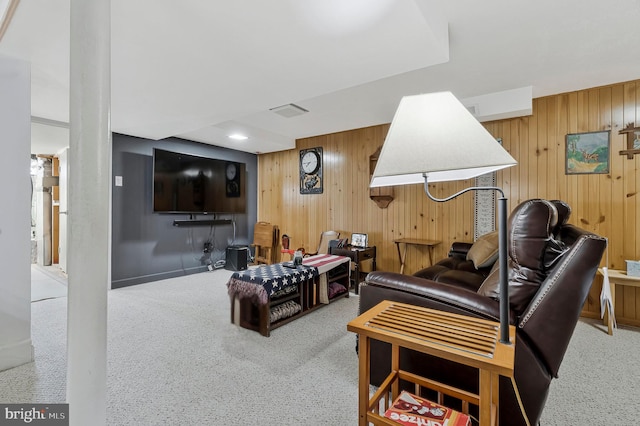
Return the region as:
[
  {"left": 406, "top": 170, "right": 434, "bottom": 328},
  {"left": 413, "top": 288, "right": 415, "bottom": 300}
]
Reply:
[{"left": 351, "top": 233, "right": 368, "bottom": 248}]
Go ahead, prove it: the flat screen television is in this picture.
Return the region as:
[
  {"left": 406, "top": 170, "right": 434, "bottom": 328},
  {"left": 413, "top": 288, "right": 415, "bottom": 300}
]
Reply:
[{"left": 152, "top": 148, "right": 246, "bottom": 214}]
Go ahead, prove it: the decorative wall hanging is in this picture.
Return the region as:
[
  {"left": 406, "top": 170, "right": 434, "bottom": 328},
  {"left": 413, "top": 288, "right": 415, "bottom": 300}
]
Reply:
[
  {"left": 474, "top": 171, "right": 496, "bottom": 240},
  {"left": 369, "top": 146, "right": 394, "bottom": 208},
  {"left": 618, "top": 123, "right": 640, "bottom": 159},
  {"left": 565, "top": 131, "right": 610, "bottom": 174},
  {"left": 299, "top": 147, "right": 323, "bottom": 194},
  {"left": 474, "top": 138, "right": 500, "bottom": 240}
]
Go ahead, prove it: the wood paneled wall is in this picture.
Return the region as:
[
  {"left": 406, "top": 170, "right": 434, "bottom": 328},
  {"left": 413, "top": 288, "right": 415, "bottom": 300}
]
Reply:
[{"left": 258, "top": 79, "right": 640, "bottom": 326}]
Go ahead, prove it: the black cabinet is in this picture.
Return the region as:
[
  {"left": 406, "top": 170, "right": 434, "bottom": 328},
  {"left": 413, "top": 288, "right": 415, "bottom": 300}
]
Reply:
[{"left": 329, "top": 246, "right": 376, "bottom": 294}]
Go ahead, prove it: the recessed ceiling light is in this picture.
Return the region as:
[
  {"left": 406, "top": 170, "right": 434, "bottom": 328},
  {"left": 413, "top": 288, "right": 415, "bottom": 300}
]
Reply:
[{"left": 228, "top": 134, "right": 248, "bottom": 141}]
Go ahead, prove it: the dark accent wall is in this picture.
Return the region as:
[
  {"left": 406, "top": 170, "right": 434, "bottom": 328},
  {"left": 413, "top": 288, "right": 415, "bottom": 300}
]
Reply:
[{"left": 111, "top": 133, "right": 257, "bottom": 288}]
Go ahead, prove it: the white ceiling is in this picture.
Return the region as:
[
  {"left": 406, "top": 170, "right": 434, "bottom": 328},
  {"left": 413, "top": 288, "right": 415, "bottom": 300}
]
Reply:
[{"left": 2, "top": 0, "right": 640, "bottom": 156}]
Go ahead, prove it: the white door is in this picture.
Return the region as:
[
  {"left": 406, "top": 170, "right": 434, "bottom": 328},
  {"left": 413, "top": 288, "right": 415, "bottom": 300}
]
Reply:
[{"left": 58, "top": 148, "right": 69, "bottom": 272}]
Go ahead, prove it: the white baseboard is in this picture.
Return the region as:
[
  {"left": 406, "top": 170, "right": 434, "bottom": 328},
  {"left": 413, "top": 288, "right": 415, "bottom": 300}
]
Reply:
[{"left": 0, "top": 339, "right": 34, "bottom": 372}]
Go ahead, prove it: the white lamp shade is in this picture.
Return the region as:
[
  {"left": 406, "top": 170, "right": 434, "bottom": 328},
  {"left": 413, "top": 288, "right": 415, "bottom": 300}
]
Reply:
[{"left": 370, "top": 91, "right": 517, "bottom": 187}]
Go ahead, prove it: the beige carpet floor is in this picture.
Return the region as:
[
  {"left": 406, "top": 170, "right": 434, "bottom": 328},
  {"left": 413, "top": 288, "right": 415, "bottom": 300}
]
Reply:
[
  {"left": 31, "top": 264, "right": 67, "bottom": 302},
  {"left": 2, "top": 268, "right": 639, "bottom": 425}
]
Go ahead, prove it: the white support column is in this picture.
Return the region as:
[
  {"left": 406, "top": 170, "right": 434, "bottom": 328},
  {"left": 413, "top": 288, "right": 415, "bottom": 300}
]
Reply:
[
  {"left": 67, "top": 1, "right": 111, "bottom": 425},
  {"left": 0, "top": 54, "right": 33, "bottom": 372}
]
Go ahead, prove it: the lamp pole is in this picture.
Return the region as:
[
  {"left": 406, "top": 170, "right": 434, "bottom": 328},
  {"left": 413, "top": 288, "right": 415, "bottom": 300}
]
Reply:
[
  {"left": 423, "top": 177, "right": 511, "bottom": 344},
  {"left": 497, "top": 196, "right": 509, "bottom": 344}
]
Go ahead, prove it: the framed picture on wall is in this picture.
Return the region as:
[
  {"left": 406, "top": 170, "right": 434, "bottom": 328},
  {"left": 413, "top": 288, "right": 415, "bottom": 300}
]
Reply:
[{"left": 565, "top": 131, "right": 610, "bottom": 174}]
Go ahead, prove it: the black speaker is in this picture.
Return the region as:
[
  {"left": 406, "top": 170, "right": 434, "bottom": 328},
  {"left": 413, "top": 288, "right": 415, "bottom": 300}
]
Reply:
[{"left": 225, "top": 246, "right": 248, "bottom": 271}]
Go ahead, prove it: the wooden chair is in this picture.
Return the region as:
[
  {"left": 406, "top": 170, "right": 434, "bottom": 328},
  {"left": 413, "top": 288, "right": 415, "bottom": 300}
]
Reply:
[
  {"left": 251, "top": 222, "right": 278, "bottom": 265},
  {"left": 305, "top": 231, "right": 339, "bottom": 257}
]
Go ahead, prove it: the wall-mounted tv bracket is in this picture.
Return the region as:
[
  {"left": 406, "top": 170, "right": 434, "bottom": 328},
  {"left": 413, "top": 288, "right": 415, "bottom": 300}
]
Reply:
[{"left": 173, "top": 219, "right": 232, "bottom": 227}]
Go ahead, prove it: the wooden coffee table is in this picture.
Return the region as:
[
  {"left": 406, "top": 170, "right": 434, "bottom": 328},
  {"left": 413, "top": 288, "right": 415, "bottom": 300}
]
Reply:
[{"left": 228, "top": 254, "right": 350, "bottom": 336}]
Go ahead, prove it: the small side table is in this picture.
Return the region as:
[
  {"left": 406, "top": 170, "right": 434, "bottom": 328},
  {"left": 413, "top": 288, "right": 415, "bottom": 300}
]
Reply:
[
  {"left": 329, "top": 246, "right": 376, "bottom": 294},
  {"left": 347, "top": 300, "right": 525, "bottom": 426},
  {"left": 597, "top": 268, "right": 640, "bottom": 335},
  {"left": 393, "top": 238, "right": 441, "bottom": 274}
]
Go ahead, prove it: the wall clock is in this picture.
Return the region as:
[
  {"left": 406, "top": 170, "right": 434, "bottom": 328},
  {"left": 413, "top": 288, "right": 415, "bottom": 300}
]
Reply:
[
  {"left": 225, "top": 162, "right": 241, "bottom": 197},
  {"left": 299, "top": 147, "right": 323, "bottom": 194}
]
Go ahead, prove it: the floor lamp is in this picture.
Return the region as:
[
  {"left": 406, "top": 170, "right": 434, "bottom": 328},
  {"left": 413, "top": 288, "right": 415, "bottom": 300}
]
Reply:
[{"left": 370, "top": 91, "right": 517, "bottom": 344}]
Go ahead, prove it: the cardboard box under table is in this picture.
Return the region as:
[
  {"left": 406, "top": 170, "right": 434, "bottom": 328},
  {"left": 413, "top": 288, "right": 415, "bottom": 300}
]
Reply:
[{"left": 227, "top": 254, "right": 350, "bottom": 336}]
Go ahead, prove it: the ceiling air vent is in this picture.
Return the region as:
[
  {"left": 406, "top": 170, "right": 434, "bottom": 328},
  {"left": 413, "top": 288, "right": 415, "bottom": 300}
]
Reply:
[{"left": 270, "top": 103, "right": 309, "bottom": 118}]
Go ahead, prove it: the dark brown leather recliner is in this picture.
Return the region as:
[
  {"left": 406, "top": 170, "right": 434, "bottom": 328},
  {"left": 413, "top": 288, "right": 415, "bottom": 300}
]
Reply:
[{"left": 359, "top": 199, "right": 606, "bottom": 425}]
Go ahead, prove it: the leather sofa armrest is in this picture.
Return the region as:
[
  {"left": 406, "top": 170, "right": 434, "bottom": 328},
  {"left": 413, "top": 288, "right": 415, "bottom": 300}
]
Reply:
[
  {"left": 363, "top": 271, "right": 515, "bottom": 324},
  {"left": 449, "top": 242, "right": 473, "bottom": 258}
]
